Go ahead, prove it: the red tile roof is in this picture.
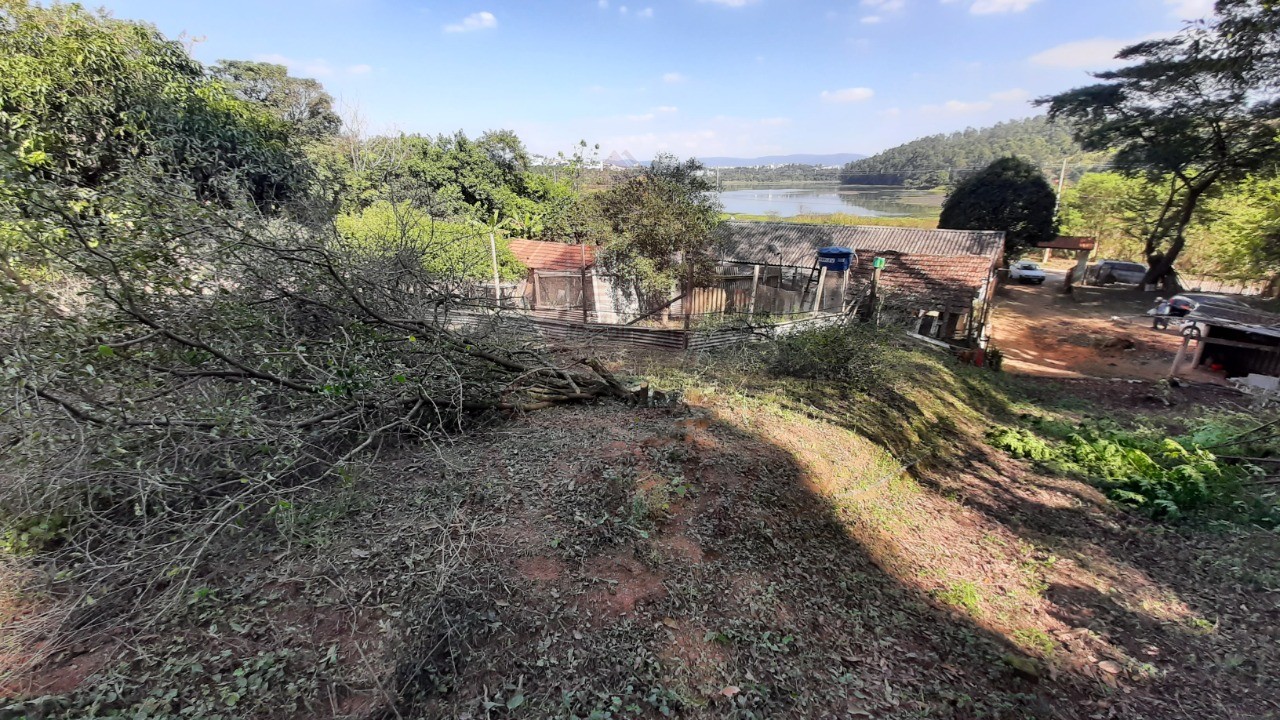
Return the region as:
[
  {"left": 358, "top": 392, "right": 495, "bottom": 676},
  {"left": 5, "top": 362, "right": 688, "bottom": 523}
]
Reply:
[
  {"left": 846, "top": 253, "right": 995, "bottom": 313},
  {"left": 507, "top": 239, "right": 596, "bottom": 272},
  {"left": 1036, "top": 236, "right": 1096, "bottom": 251}
]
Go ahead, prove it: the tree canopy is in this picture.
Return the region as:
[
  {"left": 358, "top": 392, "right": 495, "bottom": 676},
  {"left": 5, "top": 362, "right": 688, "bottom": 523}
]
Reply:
[
  {"left": 938, "top": 157, "right": 1058, "bottom": 258},
  {"left": 839, "top": 117, "right": 1090, "bottom": 188},
  {"left": 1040, "top": 0, "right": 1280, "bottom": 285},
  {"left": 595, "top": 154, "right": 723, "bottom": 303},
  {"left": 0, "top": 1, "right": 303, "bottom": 209},
  {"left": 209, "top": 60, "right": 342, "bottom": 141}
]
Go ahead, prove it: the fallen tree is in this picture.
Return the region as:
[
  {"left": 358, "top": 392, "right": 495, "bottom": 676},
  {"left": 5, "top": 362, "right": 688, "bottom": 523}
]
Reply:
[{"left": 0, "top": 162, "right": 634, "bottom": 675}]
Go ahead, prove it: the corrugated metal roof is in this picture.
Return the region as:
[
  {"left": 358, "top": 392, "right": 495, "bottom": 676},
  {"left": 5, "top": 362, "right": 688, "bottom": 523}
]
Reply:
[
  {"left": 508, "top": 239, "right": 596, "bottom": 271},
  {"left": 713, "top": 221, "right": 1004, "bottom": 267}
]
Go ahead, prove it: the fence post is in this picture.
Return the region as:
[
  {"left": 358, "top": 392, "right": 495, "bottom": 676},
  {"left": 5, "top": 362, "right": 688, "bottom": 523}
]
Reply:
[
  {"left": 531, "top": 269, "right": 541, "bottom": 310},
  {"left": 840, "top": 269, "right": 850, "bottom": 313},
  {"left": 747, "top": 264, "right": 760, "bottom": 321},
  {"left": 812, "top": 267, "right": 828, "bottom": 316},
  {"left": 684, "top": 256, "right": 694, "bottom": 332},
  {"left": 580, "top": 245, "right": 589, "bottom": 325}
]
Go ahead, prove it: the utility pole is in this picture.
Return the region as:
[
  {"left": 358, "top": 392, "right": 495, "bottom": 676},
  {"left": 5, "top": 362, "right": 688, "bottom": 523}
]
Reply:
[
  {"left": 1052, "top": 157, "right": 1069, "bottom": 221},
  {"left": 488, "top": 228, "right": 502, "bottom": 307}
]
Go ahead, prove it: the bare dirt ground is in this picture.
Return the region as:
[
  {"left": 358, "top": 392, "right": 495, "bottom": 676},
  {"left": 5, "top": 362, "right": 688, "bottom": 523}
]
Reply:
[
  {"left": 991, "top": 275, "right": 1216, "bottom": 383},
  {"left": 6, "top": 347, "right": 1277, "bottom": 720}
]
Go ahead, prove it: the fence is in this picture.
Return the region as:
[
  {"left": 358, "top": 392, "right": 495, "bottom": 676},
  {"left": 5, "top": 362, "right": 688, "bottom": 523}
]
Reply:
[{"left": 1178, "top": 275, "right": 1267, "bottom": 296}]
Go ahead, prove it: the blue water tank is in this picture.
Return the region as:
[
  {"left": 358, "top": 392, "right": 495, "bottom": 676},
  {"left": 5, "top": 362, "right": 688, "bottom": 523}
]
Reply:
[{"left": 817, "top": 246, "right": 856, "bottom": 272}]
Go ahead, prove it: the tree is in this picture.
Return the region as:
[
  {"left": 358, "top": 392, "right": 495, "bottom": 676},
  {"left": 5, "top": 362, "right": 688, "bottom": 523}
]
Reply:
[
  {"left": 209, "top": 60, "right": 342, "bottom": 140},
  {"left": 1058, "top": 172, "right": 1166, "bottom": 261},
  {"left": 1040, "top": 0, "right": 1280, "bottom": 286},
  {"left": 937, "top": 157, "right": 1057, "bottom": 259},
  {"left": 0, "top": 0, "right": 304, "bottom": 296},
  {"left": 594, "top": 154, "right": 723, "bottom": 308},
  {"left": 839, "top": 117, "right": 1092, "bottom": 188}
]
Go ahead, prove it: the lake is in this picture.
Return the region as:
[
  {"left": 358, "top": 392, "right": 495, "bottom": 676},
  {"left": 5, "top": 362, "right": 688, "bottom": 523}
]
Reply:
[{"left": 718, "top": 186, "right": 941, "bottom": 219}]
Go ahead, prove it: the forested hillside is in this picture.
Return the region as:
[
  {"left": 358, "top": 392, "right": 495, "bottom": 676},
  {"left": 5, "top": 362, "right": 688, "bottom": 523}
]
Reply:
[{"left": 840, "top": 116, "right": 1091, "bottom": 187}]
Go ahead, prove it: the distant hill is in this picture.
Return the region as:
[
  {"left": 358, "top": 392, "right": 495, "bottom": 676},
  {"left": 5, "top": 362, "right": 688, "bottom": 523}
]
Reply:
[
  {"left": 697, "top": 153, "right": 866, "bottom": 168},
  {"left": 840, "top": 117, "right": 1090, "bottom": 188}
]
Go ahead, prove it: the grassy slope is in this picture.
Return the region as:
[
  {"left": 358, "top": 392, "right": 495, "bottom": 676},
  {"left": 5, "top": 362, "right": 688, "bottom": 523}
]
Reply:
[{"left": 4, "top": 351, "right": 1279, "bottom": 719}]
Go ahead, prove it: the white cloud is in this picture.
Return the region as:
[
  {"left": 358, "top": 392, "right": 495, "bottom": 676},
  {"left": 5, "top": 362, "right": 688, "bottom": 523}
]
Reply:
[
  {"left": 699, "top": 0, "right": 759, "bottom": 6},
  {"left": 820, "top": 87, "right": 875, "bottom": 103},
  {"left": 880, "top": 107, "right": 902, "bottom": 118},
  {"left": 619, "top": 5, "right": 628, "bottom": 14},
  {"left": 947, "top": 0, "right": 1040, "bottom": 14},
  {"left": 638, "top": 7, "right": 654, "bottom": 17},
  {"left": 444, "top": 11, "right": 497, "bottom": 33},
  {"left": 923, "top": 99, "right": 993, "bottom": 113},
  {"left": 662, "top": 72, "right": 687, "bottom": 84},
  {"left": 989, "top": 88, "right": 1029, "bottom": 102},
  {"left": 598, "top": 0, "right": 608, "bottom": 6},
  {"left": 624, "top": 106, "right": 678, "bottom": 122},
  {"left": 254, "top": 54, "right": 374, "bottom": 79},
  {"left": 1029, "top": 34, "right": 1164, "bottom": 69},
  {"left": 1166, "top": 0, "right": 1213, "bottom": 19},
  {"left": 860, "top": 0, "right": 903, "bottom": 24}
]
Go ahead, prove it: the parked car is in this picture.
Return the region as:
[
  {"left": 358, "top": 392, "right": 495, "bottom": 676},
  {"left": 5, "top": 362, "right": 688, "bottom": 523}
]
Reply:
[
  {"left": 1009, "top": 260, "right": 1047, "bottom": 285},
  {"left": 1168, "top": 293, "right": 1251, "bottom": 317},
  {"left": 1086, "top": 260, "right": 1147, "bottom": 286}
]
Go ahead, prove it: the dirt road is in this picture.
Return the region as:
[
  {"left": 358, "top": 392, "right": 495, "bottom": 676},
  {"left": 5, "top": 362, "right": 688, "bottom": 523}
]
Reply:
[{"left": 991, "top": 275, "right": 1206, "bottom": 381}]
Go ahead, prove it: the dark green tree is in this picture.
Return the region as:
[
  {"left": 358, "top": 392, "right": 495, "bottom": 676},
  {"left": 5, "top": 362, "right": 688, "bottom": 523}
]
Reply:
[
  {"left": 1040, "top": 0, "right": 1280, "bottom": 286},
  {"left": 209, "top": 60, "right": 342, "bottom": 140},
  {"left": 938, "top": 157, "right": 1057, "bottom": 259},
  {"left": 595, "top": 154, "right": 723, "bottom": 305}
]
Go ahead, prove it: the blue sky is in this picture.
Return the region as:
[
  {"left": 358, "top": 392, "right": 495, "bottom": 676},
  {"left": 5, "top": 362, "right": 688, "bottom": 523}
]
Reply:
[{"left": 94, "top": 0, "right": 1214, "bottom": 159}]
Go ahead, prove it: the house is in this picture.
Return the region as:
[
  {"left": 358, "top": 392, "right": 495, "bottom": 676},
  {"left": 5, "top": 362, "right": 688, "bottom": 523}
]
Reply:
[
  {"left": 506, "top": 238, "right": 596, "bottom": 312},
  {"left": 711, "top": 221, "right": 1005, "bottom": 343}
]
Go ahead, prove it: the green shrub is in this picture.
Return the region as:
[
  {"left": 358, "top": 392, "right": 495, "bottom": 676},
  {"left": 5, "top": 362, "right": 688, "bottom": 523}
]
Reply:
[
  {"left": 768, "top": 323, "right": 902, "bottom": 388},
  {"left": 987, "top": 426, "right": 1055, "bottom": 461},
  {"left": 987, "top": 420, "right": 1258, "bottom": 520}
]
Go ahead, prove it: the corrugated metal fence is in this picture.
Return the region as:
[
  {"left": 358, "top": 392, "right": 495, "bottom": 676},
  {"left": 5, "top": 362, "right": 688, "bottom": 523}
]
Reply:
[{"left": 457, "top": 309, "right": 844, "bottom": 352}]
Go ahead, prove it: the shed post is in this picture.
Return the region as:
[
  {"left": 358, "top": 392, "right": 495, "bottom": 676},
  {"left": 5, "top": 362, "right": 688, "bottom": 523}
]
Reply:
[
  {"left": 1170, "top": 335, "right": 1193, "bottom": 378},
  {"left": 869, "top": 257, "right": 885, "bottom": 326},
  {"left": 840, "top": 270, "right": 851, "bottom": 313},
  {"left": 747, "top": 264, "right": 761, "bottom": 321},
  {"left": 812, "top": 267, "right": 828, "bottom": 316},
  {"left": 531, "top": 269, "right": 541, "bottom": 310}
]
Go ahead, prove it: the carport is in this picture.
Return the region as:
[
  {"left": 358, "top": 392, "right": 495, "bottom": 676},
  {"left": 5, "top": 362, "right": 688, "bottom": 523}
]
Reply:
[{"left": 1035, "top": 236, "right": 1096, "bottom": 285}]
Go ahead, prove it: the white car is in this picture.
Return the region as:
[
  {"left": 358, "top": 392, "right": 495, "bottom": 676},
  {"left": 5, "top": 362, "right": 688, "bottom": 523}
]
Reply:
[{"left": 1010, "top": 260, "right": 1047, "bottom": 285}]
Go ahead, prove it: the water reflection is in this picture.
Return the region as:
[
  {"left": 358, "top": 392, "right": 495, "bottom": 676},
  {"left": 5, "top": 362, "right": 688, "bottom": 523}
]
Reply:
[{"left": 718, "top": 186, "right": 941, "bottom": 218}]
